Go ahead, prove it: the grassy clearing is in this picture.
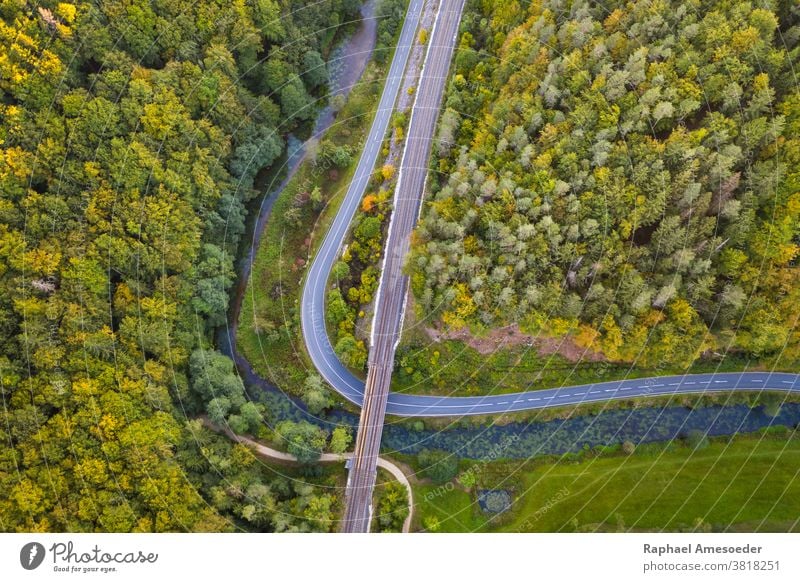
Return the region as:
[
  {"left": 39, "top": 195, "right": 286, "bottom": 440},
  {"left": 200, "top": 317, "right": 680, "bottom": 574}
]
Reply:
[{"left": 411, "top": 429, "right": 800, "bottom": 532}]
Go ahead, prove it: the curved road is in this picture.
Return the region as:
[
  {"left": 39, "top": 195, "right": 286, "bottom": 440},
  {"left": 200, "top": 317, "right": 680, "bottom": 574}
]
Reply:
[
  {"left": 299, "top": 4, "right": 800, "bottom": 418},
  {"left": 300, "top": 0, "right": 423, "bottom": 406}
]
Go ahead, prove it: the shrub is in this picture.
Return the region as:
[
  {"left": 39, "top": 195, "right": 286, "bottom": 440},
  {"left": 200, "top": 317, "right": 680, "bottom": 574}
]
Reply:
[{"left": 417, "top": 449, "right": 459, "bottom": 483}]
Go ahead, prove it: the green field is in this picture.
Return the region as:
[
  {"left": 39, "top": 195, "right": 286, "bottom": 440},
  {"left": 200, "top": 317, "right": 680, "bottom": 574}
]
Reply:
[{"left": 412, "top": 431, "right": 800, "bottom": 532}]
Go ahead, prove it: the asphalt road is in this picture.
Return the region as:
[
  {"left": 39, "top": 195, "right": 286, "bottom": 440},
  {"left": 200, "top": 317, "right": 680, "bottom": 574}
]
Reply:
[
  {"left": 297, "top": 0, "right": 800, "bottom": 534},
  {"left": 298, "top": 2, "right": 800, "bottom": 421}
]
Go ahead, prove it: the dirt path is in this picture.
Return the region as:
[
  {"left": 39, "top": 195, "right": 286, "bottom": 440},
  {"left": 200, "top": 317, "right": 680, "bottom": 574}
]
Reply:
[{"left": 202, "top": 418, "right": 414, "bottom": 533}]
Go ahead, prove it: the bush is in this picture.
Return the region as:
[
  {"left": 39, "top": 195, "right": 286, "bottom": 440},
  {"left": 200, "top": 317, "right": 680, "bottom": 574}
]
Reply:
[
  {"left": 457, "top": 470, "right": 477, "bottom": 489},
  {"left": 759, "top": 392, "right": 784, "bottom": 418},
  {"left": 375, "top": 481, "right": 409, "bottom": 532},
  {"left": 276, "top": 420, "right": 328, "bottom": 464},
  {"left": 417, "top": 449, "right": 459, "bottom": 484},
  {"left": 329, "top": 426, "right": 352, "bottom": 454},
  {"left": 685, "top": 430, "right": 709, "bottom": 451},
  {"left": 331, "top": 260, "right": 350, "bottom": 280}
]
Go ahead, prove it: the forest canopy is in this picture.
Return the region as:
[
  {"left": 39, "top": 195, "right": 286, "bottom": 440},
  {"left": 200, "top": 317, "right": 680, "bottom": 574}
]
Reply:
[
  {"left": 411, "top": 0, "right": 800, "bottom": 368},
  {"left": 0, "top": 0, "right": 360, "bottom": 531}
]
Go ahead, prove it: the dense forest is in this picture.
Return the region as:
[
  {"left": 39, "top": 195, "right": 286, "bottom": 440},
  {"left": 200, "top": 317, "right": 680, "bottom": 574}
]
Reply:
[
  {"left": 0, "top": 0, "right": 361, "bottom": 531},
  {"left": 411, "top": 0, "right": 800, "bottom": 368}
]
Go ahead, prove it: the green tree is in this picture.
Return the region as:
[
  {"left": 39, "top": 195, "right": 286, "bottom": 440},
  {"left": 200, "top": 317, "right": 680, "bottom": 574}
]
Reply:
[
  {"left": 407, "top": 0, "right": 799, "bottom": 370},
  {"left": 758, "top": 393, "right": 783, "bottom": 418},
  {"left": 207, "top": 397, "right": 232, "bottom": 424},
  {"left": 280, "top": 80, "right": 314, "bottom": 121},
  {"left": 0, "top": 0, "right": 359, "bottom": 534},
  {"left": 417, "top": 449, "right": 459, "bottom": 484},
  {"left": 329, "top": 426, "right": 352, "bottom": 454},
  {"left": 303, "top": 51, "right": 328, "bottom": 89},
  {"left": 189, "top": 350, "right": 246, "bottom": 408},
  {"left": 239, "top": 401, "right": 264, "bottom": 433},
  {"left": 375, "top": 481, "right": 409, "bottom": 532},
  {"left": 231, "top": 124, "right": 283, "bottom": 183},
  {"left": 275, "top": 421, "right": 327, "bottom": 464},
  {"left": 303, "top": 374, "right": 332, "bottom": 415},
  {"left": 331, "top": 260, "right": 350, "bottom": 280},
  {"left": 191, "top": 244, "right": 235, "bottom": 327},
  {"left": 355, "top": 216, "right": 382, "bottom": 243},
  {"left": 334, "top": 334, "right": 367, "bottom": 369}
]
